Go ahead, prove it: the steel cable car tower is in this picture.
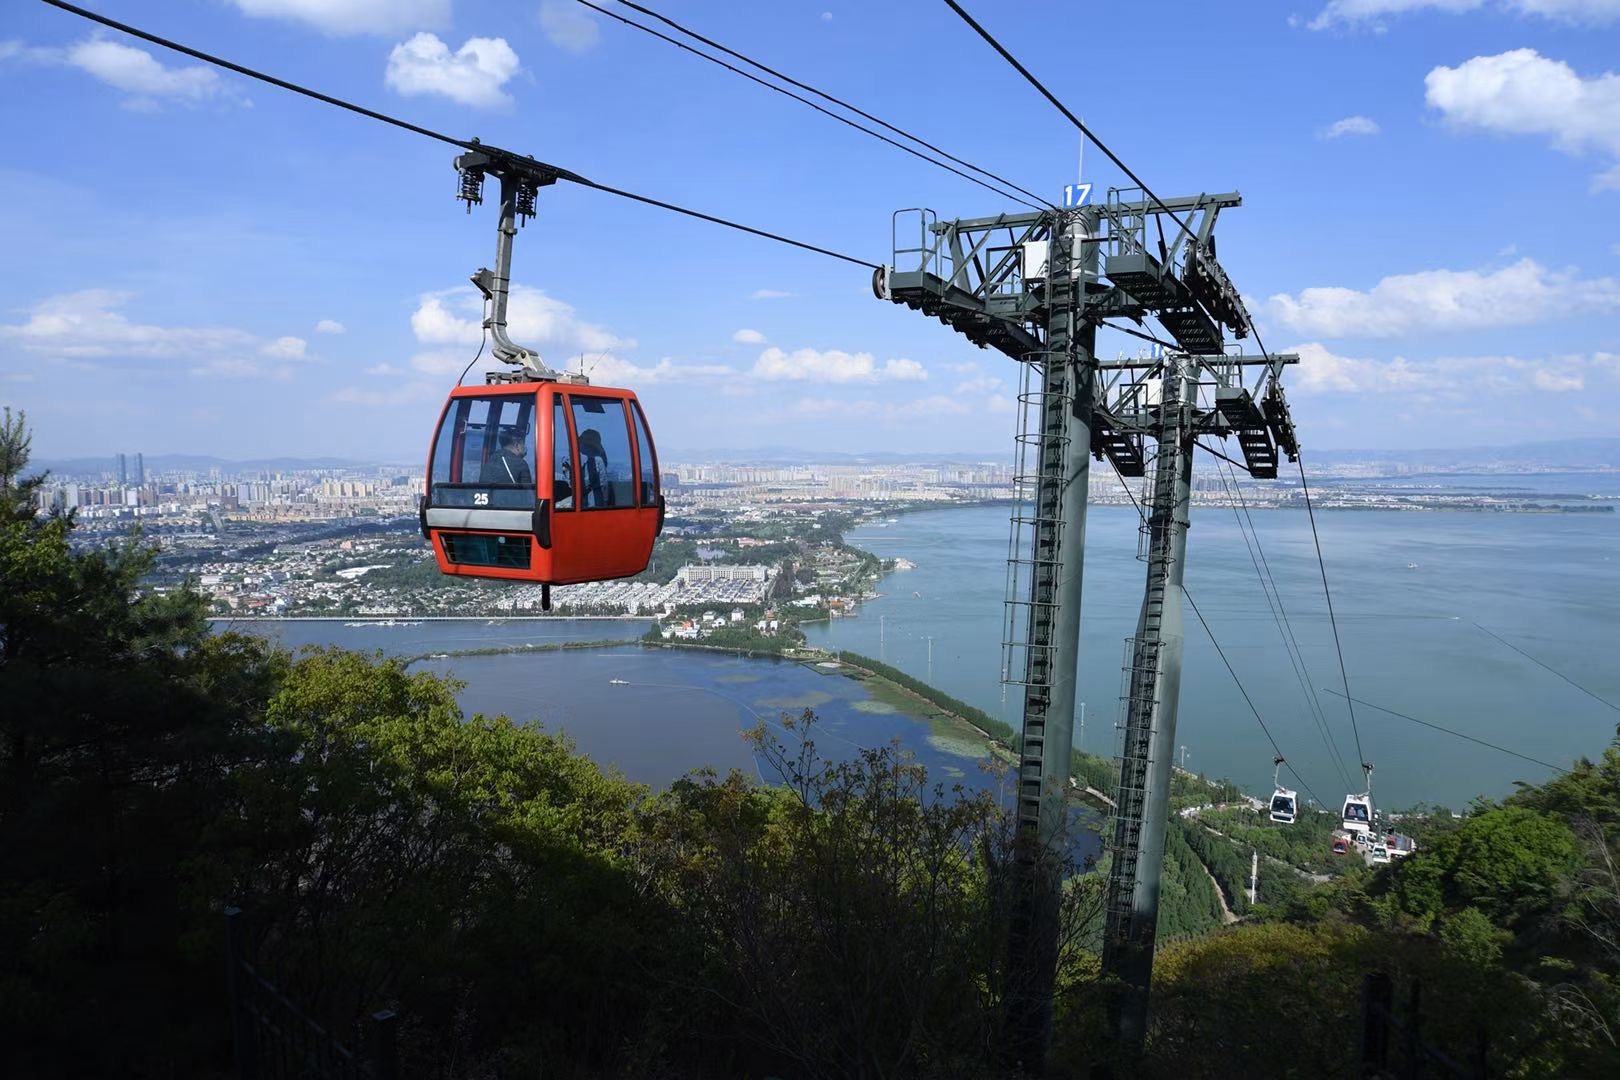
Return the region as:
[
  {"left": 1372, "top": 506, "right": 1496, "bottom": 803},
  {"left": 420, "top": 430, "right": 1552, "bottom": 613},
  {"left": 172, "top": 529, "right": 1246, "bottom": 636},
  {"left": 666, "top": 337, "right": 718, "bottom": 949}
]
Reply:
[{"left": 876, "top": 188, "right": 1298, "bottom": 1064}]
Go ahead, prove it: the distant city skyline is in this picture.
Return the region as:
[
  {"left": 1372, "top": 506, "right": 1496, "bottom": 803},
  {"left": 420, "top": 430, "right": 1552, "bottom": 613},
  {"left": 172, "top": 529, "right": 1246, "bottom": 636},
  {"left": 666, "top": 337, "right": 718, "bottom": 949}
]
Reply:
[{"left": 3, "top": 1, "right": 1618, "bottom": 459}]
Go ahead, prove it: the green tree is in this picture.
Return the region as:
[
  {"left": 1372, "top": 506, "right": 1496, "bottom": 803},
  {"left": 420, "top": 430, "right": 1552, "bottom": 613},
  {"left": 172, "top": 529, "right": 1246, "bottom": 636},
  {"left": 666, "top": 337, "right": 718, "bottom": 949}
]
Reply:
[
  {"left": 1, "top": 410, "right": 283, "bottom": 1075},
  {"left": 1439, "top": 906, "right": 1508, "bottom": 968}
]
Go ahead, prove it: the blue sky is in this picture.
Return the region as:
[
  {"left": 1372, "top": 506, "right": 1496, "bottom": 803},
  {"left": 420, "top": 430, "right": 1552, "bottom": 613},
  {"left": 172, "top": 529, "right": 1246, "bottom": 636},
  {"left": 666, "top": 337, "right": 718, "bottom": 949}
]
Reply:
[{"left": 2, "top": 0, "right": 1618, "bottom": 462}]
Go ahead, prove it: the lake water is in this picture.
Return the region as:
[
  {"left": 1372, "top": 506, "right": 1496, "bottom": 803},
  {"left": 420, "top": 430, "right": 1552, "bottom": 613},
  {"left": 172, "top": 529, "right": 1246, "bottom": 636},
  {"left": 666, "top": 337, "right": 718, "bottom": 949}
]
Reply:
[
  {"left": 804, "top": 497, "right": 1620, "bottom": 811},
  {"left": 222, "top": 481, "right": 1619, "bottom": 813},
  {"left": 219, "top": 616, "right": 1104, "bottom": 862}
]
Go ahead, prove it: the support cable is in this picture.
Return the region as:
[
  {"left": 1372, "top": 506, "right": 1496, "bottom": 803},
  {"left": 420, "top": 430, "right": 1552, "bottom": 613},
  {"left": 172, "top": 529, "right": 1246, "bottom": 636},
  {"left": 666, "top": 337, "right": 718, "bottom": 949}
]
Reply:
[
  {"left": 1204, "top": 451, "right": 1355, "bottom": 791},
  {"left": 1471, "top": 622, "right": 1620, "bottom": 713},
  {"left": 38, "top": 0, "right": 879, "bottom": 270},
  {"left": 1107, "top": 458, "right": 1332, "bottom": 814},
  {"left": 575, "top": 0, "right": 1052, "bottom": 213},
  {"left": 1295, "top": 451, "right": 1368, "bottom": 779},
  {"left": 940, "top": 1, "right": 1202, "bottom": 248},
  {"left": 1321, "top": 690, "right": 1564, "bottom": 773}
]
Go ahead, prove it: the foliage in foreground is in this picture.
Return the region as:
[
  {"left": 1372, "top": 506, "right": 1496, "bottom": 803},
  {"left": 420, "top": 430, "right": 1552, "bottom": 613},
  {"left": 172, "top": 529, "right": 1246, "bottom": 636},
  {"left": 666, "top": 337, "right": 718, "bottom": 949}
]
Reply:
[
  {"left": 6, "top": 410, "right": 1620, "bottom": 1078},
  {"left": 2, "top": 422, "right": 1105, "bottom": 1076}
]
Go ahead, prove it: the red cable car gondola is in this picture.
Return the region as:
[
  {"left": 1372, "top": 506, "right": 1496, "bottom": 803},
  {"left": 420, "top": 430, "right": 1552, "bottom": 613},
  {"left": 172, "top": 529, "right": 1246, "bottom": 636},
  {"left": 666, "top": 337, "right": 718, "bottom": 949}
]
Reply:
[
  {"left": 420, "top": 378, "right": 663, "bottom": 586},
  {"left": 416, "top": 148, "right": 663, "bottom": 600}
]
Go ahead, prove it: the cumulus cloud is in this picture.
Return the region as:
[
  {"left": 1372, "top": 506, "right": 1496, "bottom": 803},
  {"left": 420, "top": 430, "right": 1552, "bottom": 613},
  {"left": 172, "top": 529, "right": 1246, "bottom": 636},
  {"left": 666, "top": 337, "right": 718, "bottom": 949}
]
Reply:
[
  {"left": 732, "top": 328, "right": 767, "bottom": 345},
  {"left": 1289, "top": 341, "right": 1609, "bottom": 396},
  {"left": 538, "top": 0, "right": 600, "bottom": 52},
  {"left": 576, "top": 356, "right": 732, "bottom": 385},
  {"left": 750, "top": 347, "right": 928, "bottom": 383},
  {"left": 384, "top": 286, "right": 726, "bottom": 394},
  {"left": 1267, "top": 257, "right": 1620, "bottom": 337},
  {"left": 1426, "top": 49, "right": 1620, "bottom": 189},
  {"left": 410, "top": 286, "right": 632, "bottom": 355},
  {"left": 260, "top": 335, "right": 308, "bottom": 360},
  {"left": 1320, "top": 115, "right": 1380, "bottom": 138},
  {"left": 229, "top": 1, "right": 451, "bottom": 36},
  {"left": 2, "top": 37, "right": 243, "bottom": 108},
  {"left": 0, "top": 290, "right": 311, "bottom": 378},
  {"left": 315, "top": 319, "right": 346, "bottom": 335},
  {"left": 750, "top": 288, "right": 794, "bottom": 300},
  {"left": 1308, "top": 1, "right": 1620, "bottom": 30},
  {"left": 385, "top": 33, "right": 520, "bottom": 107}
]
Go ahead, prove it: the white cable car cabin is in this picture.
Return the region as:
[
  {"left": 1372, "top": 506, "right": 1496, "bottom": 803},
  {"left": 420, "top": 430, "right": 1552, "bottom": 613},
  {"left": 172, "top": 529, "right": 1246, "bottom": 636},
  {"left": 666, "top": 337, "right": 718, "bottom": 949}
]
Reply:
[
  {"left": 1341, "top": 793, "right": 1374, "bottom": 835},
  {"left": 1267, "top": 756, "right": 1297, "bottom": 825}
]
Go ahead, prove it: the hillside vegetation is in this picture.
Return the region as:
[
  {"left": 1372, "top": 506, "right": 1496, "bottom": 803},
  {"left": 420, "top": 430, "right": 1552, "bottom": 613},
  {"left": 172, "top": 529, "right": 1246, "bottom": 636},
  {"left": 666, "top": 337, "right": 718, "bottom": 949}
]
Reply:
[{"left": 5, "top": 411, "right": 1620, "bottom": 1078}]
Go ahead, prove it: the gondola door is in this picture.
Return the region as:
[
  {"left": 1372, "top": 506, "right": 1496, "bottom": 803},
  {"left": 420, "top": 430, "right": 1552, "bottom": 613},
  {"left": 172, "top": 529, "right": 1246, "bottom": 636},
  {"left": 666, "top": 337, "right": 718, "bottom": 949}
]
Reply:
[{"left": 545, "top": 385, "right": 661, "bottom": 584}]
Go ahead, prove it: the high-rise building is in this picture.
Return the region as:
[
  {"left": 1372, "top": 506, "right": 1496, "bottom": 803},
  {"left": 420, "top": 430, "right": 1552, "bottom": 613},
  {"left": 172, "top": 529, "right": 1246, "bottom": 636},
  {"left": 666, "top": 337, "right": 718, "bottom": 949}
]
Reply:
[
  {"left": 134, "top": 452, "right": 145, "bottom": 486},
  {"left": 117, "top": 453, "right": 127, "bottom": 486}
]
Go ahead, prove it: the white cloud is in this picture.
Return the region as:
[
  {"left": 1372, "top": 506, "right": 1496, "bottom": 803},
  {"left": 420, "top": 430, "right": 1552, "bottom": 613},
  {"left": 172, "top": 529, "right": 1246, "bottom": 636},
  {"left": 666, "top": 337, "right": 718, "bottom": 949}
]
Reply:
[
  {"left": 1308, "top": 0, "right": 1620, "bottom": 30},
  {"left": 1320, "top": 115, "right": 1380, "bottom": 138},
  {"left": 0, "top": 290, "right": 318, "bottom": 379},
  {"left": 67, "top": 39, "right": 223, "bottom": 102},
  {"left": 1289, "top": 341, "right": 1611, "bottom": 396},
  {"left": 750, "top": 347, "right": 928, "bottom": 383},
  {"left": 954, "top": 374, "right": 1007, "bottom": 395},
  {"left": 2, "top": 289, "right": 247, "bottom": 358},
  {"left": 573, "top": 356, "right": 733, "bottom": 385},
  {"left": 9, "top": 37, "right": 241, "bottom": 108},
  {"left": 411, "top": 286, "right": 633, "bottom": 356},
  {"left": 1267, "top": 258, "right": 1620, "bottom": 337},
  {"left": 1533, "top": 368, "right": 1585, "bottom": 390},
  {"left": 315, "top": 319, "right": 346, "bottom": 335},
  {"left": 403, "top": 287, "right": 720, "bottom": 386},
  {"left": 385, "top": 33, "right": 520, "bottom": 108},
  {"left": 750, "top": 289, "right": 794, "bottom": 300},
  {"left": 821, "top": 11, "right": 835, "bottom": 20},
  {"left": 883, "top": 357, "right": 928, "bottom": 382},
  {"left": 732, "top": 328, "right": 768, "bottom": 345},
  {"left": 538, "top": 0, "right": 600, "bottom": 52},
  {"left": 229, "top": 1, "right": 451, "bottom": 36},
  {"left": 1426, "top": 49, "right": 1620, "bottom": 189},
  {"left": 260, "top": 335, "right": 308, "bottom": 360}
]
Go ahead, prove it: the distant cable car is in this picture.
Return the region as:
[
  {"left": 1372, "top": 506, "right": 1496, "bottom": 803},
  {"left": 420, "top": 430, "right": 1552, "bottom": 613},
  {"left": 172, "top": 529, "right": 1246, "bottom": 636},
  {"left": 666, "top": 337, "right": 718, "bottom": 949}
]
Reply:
[
  {"left": 1341, "top": 762, "right": 1375, "bottom": 836},
  {"left": 421, "top": 380, "right": 663, "bottom": 591},
  {"left": 1330, "top": 831, "right": 1351, "bottom": 857},
  {"left": 417, "top": 148, "right": 665, "bottom": 604},
  {"left": 1268, "top": 755, "right": 1297, "bottom": 825}
]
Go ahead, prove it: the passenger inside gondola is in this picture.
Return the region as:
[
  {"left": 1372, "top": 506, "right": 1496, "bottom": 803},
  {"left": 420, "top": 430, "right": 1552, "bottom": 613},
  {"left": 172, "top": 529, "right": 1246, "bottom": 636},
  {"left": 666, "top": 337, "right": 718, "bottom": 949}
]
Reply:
[
  {"left": 1345, "top": 803, "right": 1369, "bottom": 822},
  {"left": 571, "top": 396, "right": 635, "bottom": 509},
  {"left": 481, "top": 427, "right": 532, "bottom": 486}
]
